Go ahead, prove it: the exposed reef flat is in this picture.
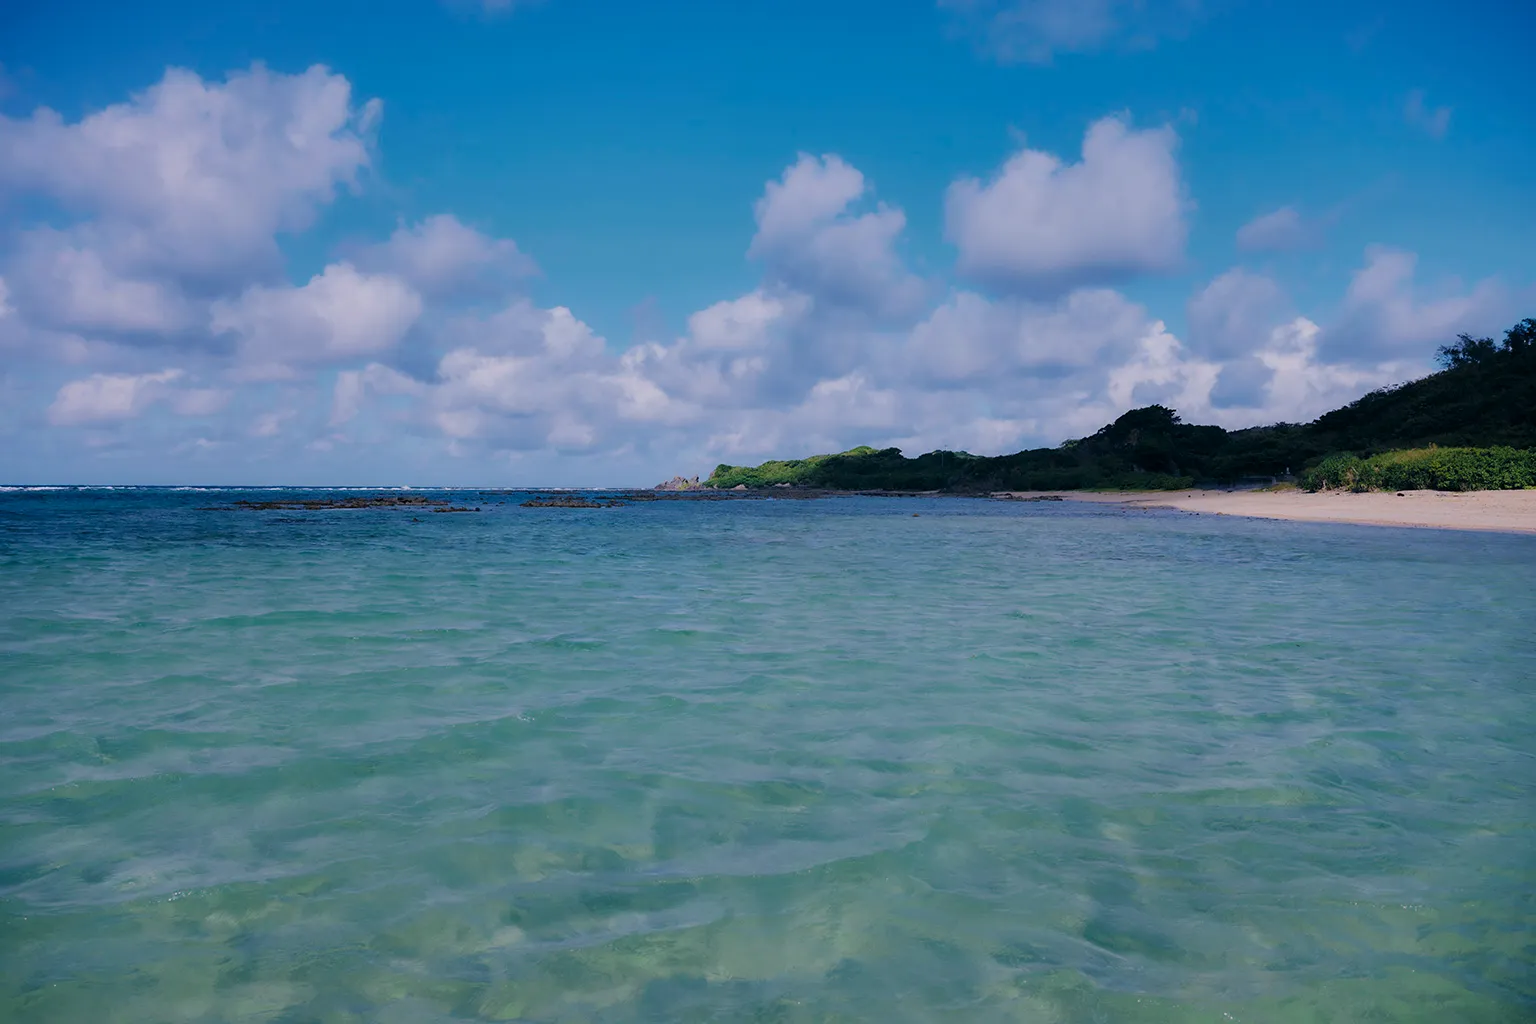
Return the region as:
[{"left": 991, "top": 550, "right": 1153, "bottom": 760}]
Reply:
[
  {"left": 201, "top": 487, "right": 986, "bottom": 516},
  {"left": 520, "top": 496, "right": 625, "bottom": 508},
  {"left": 209, "top": 495, "right": 457, "bottom": 511}
]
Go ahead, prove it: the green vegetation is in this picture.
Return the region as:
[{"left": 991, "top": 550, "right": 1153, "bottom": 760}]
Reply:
[
  {"left": 1299, "top": 447, "right": 1536, "bottom": 492},
  {"left": 707, "top": 447, "right": 879, "bottom": 488},
  {"left": 704, "top": 317, "right": 1536, "bottom": 493}
]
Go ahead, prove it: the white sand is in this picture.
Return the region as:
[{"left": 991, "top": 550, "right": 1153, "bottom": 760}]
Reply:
[{"left": 995, "top": 489, "right": 1536, "bottom": 535}]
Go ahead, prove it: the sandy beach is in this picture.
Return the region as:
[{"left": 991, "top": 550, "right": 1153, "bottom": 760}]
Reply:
[{"left": 997, "top": 488, "right": 1536, "bottom": 535}]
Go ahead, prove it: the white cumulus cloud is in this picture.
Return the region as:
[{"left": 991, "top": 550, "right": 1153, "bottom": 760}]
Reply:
[
  {"left": 414, "top": 303, "right": 686, "bottom": 453},
  {"left": 1185, "top": 268, "right": 1291, "bottom": 360},
  {"left": 48, "top": 368, "right": 185, "bottom": 425},
  {"left": 212, "top": 262, "right": 423, "bottom": 379},
  {"left": 0, "top": 64, "right": 379, "bottom": 286},
  {"left": 1206, "top": 317, "right": 1401, "bottom": 425},
  {"left": 945, "top": 116, "right": 1187, "bottom": 294},
  {"left": 330, "top": 363, "right": 426, "bottom": 427},
  {"left": 749, "top": 154, "right": 924, "bottom": 317},
  {"left": 685, "top": 290, "right": 807, "bottom": 352},
  {"left": 1322, "top": 246, "right": 1511, "bottom": 361},
  {"left": 359, "top": 215, "right": 536, "bottom": 299},
  {"left": 7, "top": 232, "right": 193, "bottom": 334},
  {"left": 905, "top": 287, "right": 1150, "bottom": 384}
]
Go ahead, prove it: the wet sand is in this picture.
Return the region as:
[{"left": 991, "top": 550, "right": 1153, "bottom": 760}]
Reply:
[{"left": 997, "top": 488, "right": 1536, "bottom": 535}]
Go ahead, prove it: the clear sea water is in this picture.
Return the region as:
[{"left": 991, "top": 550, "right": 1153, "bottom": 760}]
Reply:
[{"left": 1, "top": 487, "right": 1533, "bottom": 1023}]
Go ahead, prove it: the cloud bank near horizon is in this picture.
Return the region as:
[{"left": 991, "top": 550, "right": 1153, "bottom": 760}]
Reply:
[{"left": 0, "top": 64, "right": 1521, "bottom": 483}]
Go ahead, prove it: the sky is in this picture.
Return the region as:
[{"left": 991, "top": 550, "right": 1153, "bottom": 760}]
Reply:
[{"left": 0, "top": 0, "right": 1531, "bottom": 485}]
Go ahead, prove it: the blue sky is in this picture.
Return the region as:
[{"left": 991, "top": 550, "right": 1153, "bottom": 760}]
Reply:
[{"left": 1, "top": 0, "right": 1531, "bottom": 484}]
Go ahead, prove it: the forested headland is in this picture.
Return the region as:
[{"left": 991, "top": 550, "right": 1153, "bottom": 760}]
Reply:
[{"left": 703, "top": 319, "right": 1536, "bottom": 493}]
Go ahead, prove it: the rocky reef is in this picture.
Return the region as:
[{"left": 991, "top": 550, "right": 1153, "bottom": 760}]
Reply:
[
  {"left": 220, "top": 495, "right": 463, "bottom": 511},
  {"left": 520, "top": 496, "right": 626, "bottom": 508}
]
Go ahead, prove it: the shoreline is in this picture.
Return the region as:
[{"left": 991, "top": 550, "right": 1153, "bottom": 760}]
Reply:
[{"left": 995, "top": 488, "right": 1536, "bottom": 536}]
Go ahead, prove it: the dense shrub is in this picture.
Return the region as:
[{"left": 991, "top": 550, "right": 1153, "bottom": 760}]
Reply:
[
  {"left": 708, "top": 447, "right": 878, "bottom": 488},
  {"left": 1299, "top": 447, "right": 1536, "bottom": 492}
]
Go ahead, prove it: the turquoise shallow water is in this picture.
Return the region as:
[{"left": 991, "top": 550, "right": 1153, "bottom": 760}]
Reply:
[{"left": 1, "top": 488, "right": 1533, "bottom": 1022}]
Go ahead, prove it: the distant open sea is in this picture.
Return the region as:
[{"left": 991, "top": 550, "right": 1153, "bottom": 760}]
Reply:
[{"left": 1, "top": 487, "right": 1532, "bottom": 1022}]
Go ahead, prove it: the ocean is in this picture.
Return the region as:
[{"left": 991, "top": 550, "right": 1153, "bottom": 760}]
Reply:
[{"left": 1, "top": 488, "right": 1532, "bottom": 1022}]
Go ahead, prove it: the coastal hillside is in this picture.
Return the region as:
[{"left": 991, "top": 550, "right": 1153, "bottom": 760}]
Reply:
[{"left": 705, "top": 318, "right": 1536, "bottom": 492}]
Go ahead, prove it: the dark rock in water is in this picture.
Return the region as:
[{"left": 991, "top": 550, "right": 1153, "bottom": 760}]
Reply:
[
  {"left": 432, "top": 506, "right": 480, "bottom": 513},
  {"left": 996, "top": 494, "right": 1065, "bottom": 502},
  {"left": 520, "top": 496, "right": 624, "bottom": 508},
  {"left": 616, "top": 490, "right": 743, "bottom": 503},
  {"left": 224, "top": 495, "right": 450, "bottom": 511}
]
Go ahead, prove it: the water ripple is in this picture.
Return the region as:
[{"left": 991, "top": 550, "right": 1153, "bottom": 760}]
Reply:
[{"left": 1, "top": 490, "right": 1533, "bottom": 1021}]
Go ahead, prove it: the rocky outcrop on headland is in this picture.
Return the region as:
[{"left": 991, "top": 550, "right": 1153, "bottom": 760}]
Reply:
[{"left": 654, "top": 475, "right": 703, "bottom": 491}]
